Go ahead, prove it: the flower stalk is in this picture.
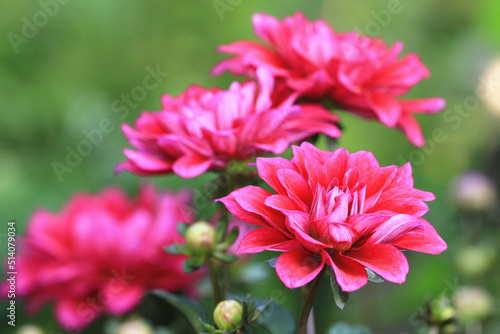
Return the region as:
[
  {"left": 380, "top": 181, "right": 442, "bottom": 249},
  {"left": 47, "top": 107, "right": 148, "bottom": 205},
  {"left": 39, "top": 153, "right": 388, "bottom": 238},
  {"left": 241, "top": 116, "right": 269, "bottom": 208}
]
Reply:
[{"left": 298, "top": 268, "right": 325, "bottom": 334}]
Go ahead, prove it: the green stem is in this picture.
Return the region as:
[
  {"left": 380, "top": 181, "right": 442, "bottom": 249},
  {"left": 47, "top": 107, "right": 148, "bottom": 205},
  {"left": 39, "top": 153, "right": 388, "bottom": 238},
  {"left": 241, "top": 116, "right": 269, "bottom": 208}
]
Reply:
[
  {"left": 209, "top": 258, "right": 222, "bottom": 305},
  {"left": 298, "top": 269, "right": 325, "bottom": 334}
]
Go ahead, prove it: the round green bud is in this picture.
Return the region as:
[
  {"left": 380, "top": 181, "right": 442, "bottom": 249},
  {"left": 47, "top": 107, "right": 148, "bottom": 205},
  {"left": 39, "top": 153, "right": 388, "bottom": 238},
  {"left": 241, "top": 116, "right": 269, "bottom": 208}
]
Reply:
[
  {"left": 185, "top": 221, "right": 217, "bottom": 256},
  {"left": 213, "top": 300, "right": 243, "bottom": 331}
]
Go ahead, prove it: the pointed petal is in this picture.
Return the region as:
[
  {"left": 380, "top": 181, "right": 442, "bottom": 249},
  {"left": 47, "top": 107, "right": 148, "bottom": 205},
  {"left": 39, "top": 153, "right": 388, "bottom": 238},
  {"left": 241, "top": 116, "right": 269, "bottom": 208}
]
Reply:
[
  {"left": 325, "top": 251, "right": 368, "bottom": 292},
  {"left": 237, "top": 227, "right": 303, "bottom": 254},
  {"left": 277, "top": 168, "right": 313, "bottom": 207},
  {"left": 104, "top": 284, "right": 144, "bottom": 315},
  {"left": 256, "top": 157, "right": 297, "bottom": 194},
  {"left": 172, "top": 155, "right": 213, "bottom": 178},
  {"left": 346, "top": 243, "right": 409, "bottom": 284},
  {"left": 366, "top": 214, "right": 422, "bottom": 244},
  {"left": 276, "top": 250, "right": 324, "bottom": 288},
  {"left": 391, "top": 218, "right": 447, "bottom": 254}
]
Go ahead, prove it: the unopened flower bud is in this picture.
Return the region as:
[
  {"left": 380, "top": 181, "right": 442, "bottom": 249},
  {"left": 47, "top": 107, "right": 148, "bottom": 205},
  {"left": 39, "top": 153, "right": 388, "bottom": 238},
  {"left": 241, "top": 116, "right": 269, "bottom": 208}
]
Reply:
[
  {"left": 454, "top": 286, "right": 493, "bottom": 323},
  {"left": 451, "top": 171, "right": 496, "bottom": 212},
  {"left": 213, "top": 300, "right": 243, "bottom": 331},
  {"left": 115, "top": 318, "right": 154, "bottom": 334},
  {"left": 185, "top": 221, "right": 217, "bottom": 256}
]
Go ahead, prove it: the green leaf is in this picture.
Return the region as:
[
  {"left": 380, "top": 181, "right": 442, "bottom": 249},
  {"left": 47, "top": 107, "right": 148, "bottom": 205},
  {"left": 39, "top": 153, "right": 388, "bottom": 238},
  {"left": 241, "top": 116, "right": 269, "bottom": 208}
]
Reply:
[
  {"left": 216, "top": 215, "right": 229, "bottom": 242},
  {"left": 164, "top": 245, "right": 182, "bottom": 255},
  {"left": 329, "top": 267, "right": 349, "bottom": 310},
  {"left": 365, "top": 268, "right": 384, "bottom": 283},
  {"left": 164, "top": 242, "right": 192, "bottom": 255},
  {"left": 327, "top": 322, "right": 373, "bottom": 334},
  {"left": 216, "top": 226, "right": 239, "bottom": 251},
  {"left": 250, "top": 300, "right": 272, "bottom": 322},
  {"left": 183, "top": 256, "right": 206, "bottom": 273},
  {"left": 152, "top": 290, "right": 207, "bottom": 333},
  {"left": 177, "top": 222, "right": 189, "bottom": 237},
  {"left": 213, "top": 252, "right": 238, "bottom": 263},
  {"left": 251, "top": 299, "right": 296, "bottom": 334},
  {"left": 266, "top": 257, "right": 278, "bottom": 268},
  {"left": 201, "top": 321, "right": 223, "bottom": 333}
]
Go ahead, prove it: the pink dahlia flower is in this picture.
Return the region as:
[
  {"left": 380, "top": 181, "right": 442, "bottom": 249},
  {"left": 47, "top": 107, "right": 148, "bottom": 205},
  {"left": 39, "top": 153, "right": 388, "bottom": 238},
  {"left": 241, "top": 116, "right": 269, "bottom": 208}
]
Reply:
[
  {"left": 217, "top": 142, "right": 446, "bottom": 292},
  {"left": 213, "top": 12, "right": 445, "bottom": 147},
  {"left": 4, "top": 185, "right": 200, "bottom": 330},
  {"left": 117, "top": 69, "right": 340, "bottom": 179}
]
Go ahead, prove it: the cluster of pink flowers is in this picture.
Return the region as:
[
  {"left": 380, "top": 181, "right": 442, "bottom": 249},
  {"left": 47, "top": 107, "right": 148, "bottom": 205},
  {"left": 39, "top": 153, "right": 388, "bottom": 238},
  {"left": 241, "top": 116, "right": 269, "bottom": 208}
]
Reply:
[
  {"left": 6, "top": 185, "right": 201, "bottom": 330},
  {"left": 117, "top": 69, "right": 340, "bottom": 178},
  {"left": 213, "top": 12, "right": 445, "bottom": 147},
  {"left": 5, "top": 10, "right": 448, "bottom": 332},
  {"left": 218, "top": 143, "right": 446, "bottom": 291}
]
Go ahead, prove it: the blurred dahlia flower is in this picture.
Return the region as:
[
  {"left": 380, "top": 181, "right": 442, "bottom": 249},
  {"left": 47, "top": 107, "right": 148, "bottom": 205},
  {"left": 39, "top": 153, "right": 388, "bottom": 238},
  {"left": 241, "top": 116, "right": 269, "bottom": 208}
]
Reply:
[
  {"left": 4, "top": 185, "right": 200, "bottom": 330},
  {"left": 218, "top": 143, "right": 446, "bottom": 291},
  {"left": 213, "top": 12, "right": 445, "bottom": 147},
  {"left": 117, "top": 69, "right": 340, "bottom": 179}
]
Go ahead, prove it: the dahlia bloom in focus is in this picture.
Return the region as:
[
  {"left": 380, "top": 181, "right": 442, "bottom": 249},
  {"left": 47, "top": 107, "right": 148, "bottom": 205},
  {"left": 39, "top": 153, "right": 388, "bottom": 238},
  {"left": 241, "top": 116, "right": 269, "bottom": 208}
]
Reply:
[
  {"left": 117, "top": 69, "right": 340, "bottom": 178},
  {"left": 6, "top": 185, "right": 200, "bottom": 330},
  {"left": 218, "top": 143, "right": 446, "bottom": 291},
  {"left": 213, "top": 12, "right": 445, "bottom": 147}
]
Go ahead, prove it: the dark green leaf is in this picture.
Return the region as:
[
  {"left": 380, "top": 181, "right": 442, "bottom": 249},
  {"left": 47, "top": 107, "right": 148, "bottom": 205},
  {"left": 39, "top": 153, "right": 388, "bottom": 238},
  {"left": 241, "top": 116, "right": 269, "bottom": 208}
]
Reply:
[
  {"left": 177, "top": 222, "right": 189, "bottom": 237},
  {"left": 329, "top": 267, "right": 349, "bottom": 310},
  {"left": 152, "top": 290, "right": 207, "bottom": 333},
  {"left": 183, "top": 256, "right": 206, "bottom": 273},
  {"left": 164, "top": 244, "right": 182, "bottom": 255},
  {"left": 216, "top": 215, "right": 229, "bottom": 242},
  {"left": 327, "top": 322, "right": 373, "bottom": 334},
  {"left": 250, "top": 300, "right": 272, "bottom": 322},
  {"left": 251, "top": 300, "right": 296, "bottom": 334},
  {"left": 266, "top": 257, "right": 278, "bottom": 268},
  {"left": 201, "top": 321, "right": 223, "bottom": 333},
  {"left": 213, "top": 252, "right": 238, "bottom": 263},
  {"left": 164, "top": 242, "right": 192, "bottom": 255},
  {"left": 365, "top": 268, "right": 384, "bottom": 283},
  {"left": 216, "top": 226, "right": 239, "bottom": 251}
]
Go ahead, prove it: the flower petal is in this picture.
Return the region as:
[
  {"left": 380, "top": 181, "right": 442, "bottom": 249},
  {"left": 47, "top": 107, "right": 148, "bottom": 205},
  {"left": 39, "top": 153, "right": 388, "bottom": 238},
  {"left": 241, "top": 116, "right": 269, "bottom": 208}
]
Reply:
[
  {"left": 391, "top": 218, "right": 447, "bottom": 254},
  {"left": 276, "top": 249, "right": 324, "bottom": 288},
  {"left": 325, "top": 251, "right": 368, "bottom": 292},
  {"left": 346, "top": 243, "right": 409, "bottom": 284},
  {"left": 237, "top": 227, "right": 303, "bottom": 254}
]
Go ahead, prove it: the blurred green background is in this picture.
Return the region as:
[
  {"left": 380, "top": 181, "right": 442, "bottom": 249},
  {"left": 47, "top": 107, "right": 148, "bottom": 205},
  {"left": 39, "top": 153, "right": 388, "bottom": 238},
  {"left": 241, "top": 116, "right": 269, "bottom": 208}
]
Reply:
[{"left": 1, "top": 0, "right": 500, "bottom": 333}]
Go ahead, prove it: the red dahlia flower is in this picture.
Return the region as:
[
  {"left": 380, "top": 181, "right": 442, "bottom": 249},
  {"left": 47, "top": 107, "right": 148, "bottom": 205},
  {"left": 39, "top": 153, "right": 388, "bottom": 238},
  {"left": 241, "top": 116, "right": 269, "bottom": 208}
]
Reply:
[
  {"left": 4, "top": 185, "right": 200, "bottom": 330},
  {"left": 217, "top": 143, "right": 446, "bottom": 291},
  {"left": 117, "top": 69, "right": 340, "bottom": 178},
  {"left": 213, "top": 12, "right": 445, "bottom": 147}
]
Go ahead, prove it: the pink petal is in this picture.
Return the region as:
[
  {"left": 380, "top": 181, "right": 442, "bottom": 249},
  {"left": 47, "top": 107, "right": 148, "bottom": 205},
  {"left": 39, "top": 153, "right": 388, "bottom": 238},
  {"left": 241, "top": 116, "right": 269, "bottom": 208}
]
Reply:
[
  {"left": 391, "top": 218, "right": 447, "bottom": 254},
  {"left": 55, "top": 298, "right": 97, "bottom": 331},
  {"left": 256, "top": 157, "right": 297, "bottom": 194},
  {"left": 366, "top": 92, "right": 401, "bottom": 127},
  {"left": 276, "top": 249, "right": 325, "bottom": 288},
  {"left": 277, "top": 168, "right": 313, "bottom": 207},
  {"left": 325, "top": 251, "right": 368, "bottom": 292},
  {"left": 103, "top": 284, "right": 144, "bottom": 315},
  {"left": 398, "top": 114, "right": 425, "bottom": 147},
  {"left": 217, "top": 190, "right": 271, "bottom": 228},
  {"left": 122, "top": 149, "right": 171, "bottom": 172},
  {"left": 237, "top": 227, "right": 303, "bottom": 254},
  {"left": 346, "top": 243, "right": 409, "bottom": 284},
  {"left": 172, "top": 155, "right": 214, "bottom": 178},
  {"left": 365, "top": 214, "right": 422, "bottom": 245},
  {"left": 348, "top": 213, "right": 390, "bottom": 236},
  {"left": 229, "top": 186, "right": 289, "bottom": 234},
  {"left": 265, "top": 194, "right": 308, "bottom": 213},
  {"left": 285, "top": 212, "right": 329, "bottom": 252}
]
